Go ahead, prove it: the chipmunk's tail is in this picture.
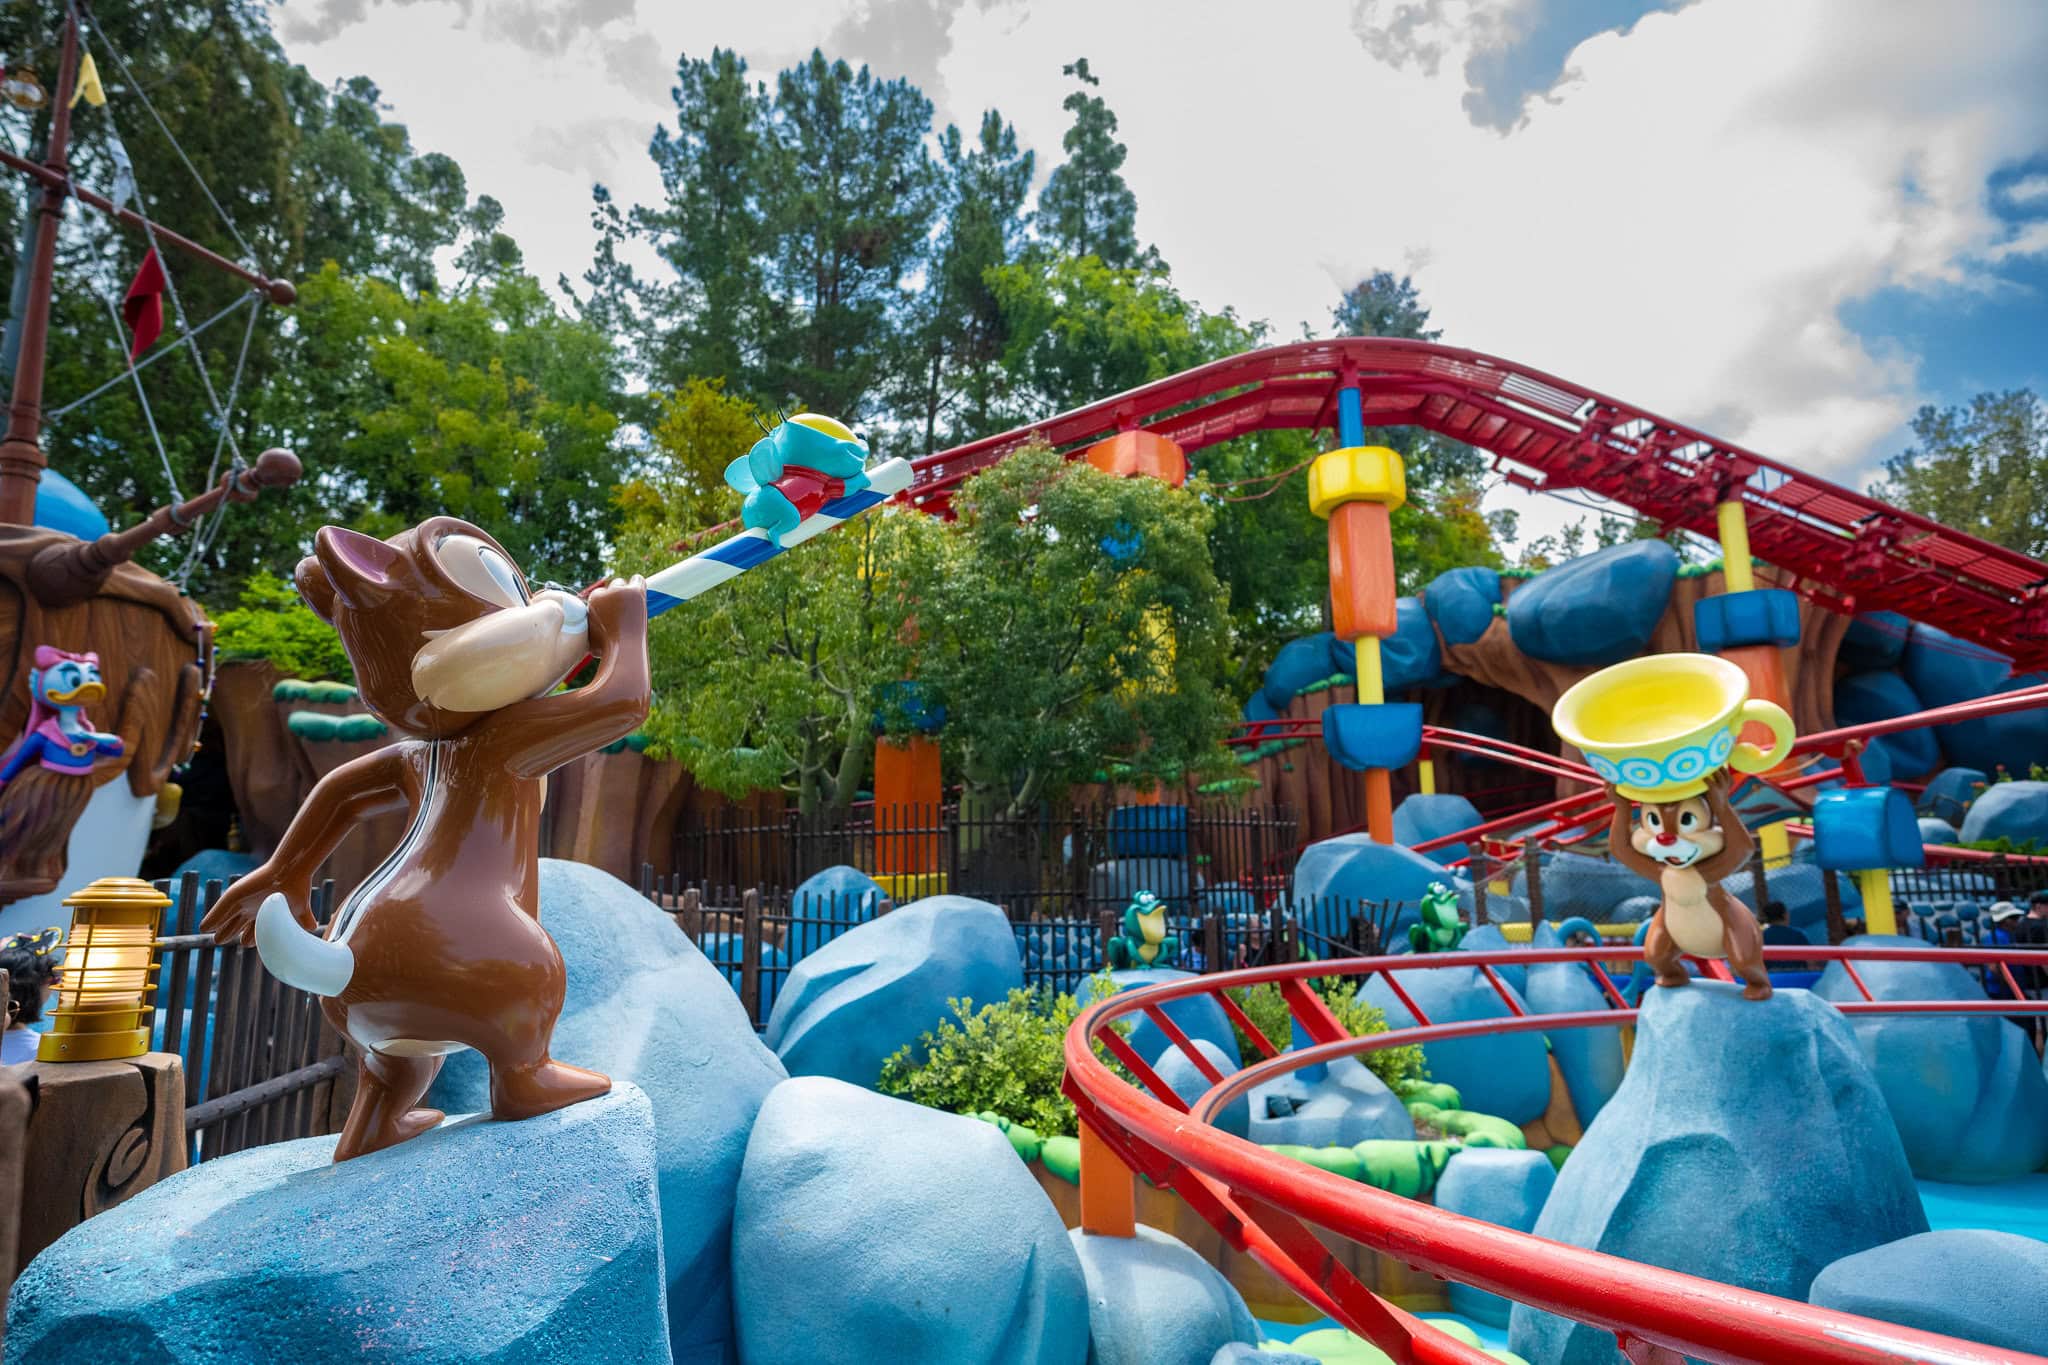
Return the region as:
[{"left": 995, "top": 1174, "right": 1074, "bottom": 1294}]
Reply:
[{"left": 255, "top": 893, "right": 354, "bottom": 997}]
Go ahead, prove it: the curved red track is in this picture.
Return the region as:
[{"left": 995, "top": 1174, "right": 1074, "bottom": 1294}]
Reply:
[
  {"left": 1064, "top": 946, "right": 2048, "bottom": 1365},
  {"left": 909, "top": 338, "right": 2048, "bottom": 669}
]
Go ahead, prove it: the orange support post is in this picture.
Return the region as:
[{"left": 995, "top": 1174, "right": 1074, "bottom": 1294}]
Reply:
[
  {"left": 1078, "top": 1120, "right": 1136, "bottom": 1237},
  {"left": 874, "top": 736, "right": 942, "bottom": 876},
  {"left": 1328, "top": 500, "right": 1397, "bottom": 641},
  {"left": 1364, "top": 769, "right": 1394, "bottom": 844}
]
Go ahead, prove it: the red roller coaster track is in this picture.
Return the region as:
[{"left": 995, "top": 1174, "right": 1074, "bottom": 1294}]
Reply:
[
  {"left": 1064, "top": 946, "right": 2048, "bottom": 1365},
  {"left": 908, "top": 338, "right": 2048, "bottom": 670}
]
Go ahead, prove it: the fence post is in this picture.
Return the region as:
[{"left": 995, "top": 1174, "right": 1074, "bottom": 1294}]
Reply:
[
  {"left": 677, "top": 887, "right": 703, "bottom": 941},
  {"left": 1473, "top": 859, "right": 1488, "bottom": 929},
  {"left": 1268, "top": 900, "right": 1289, "bottom": 963},
  {"left": 740, "top": 889, "right": 763, "bottom": 1025},
  {"left": 1749, "top": 844, "right": 1770, "bottom": 915},
  {"left": 1823, "top": 870, "right": 1847, "bottom": 944},
  {"left": 1202, "top": 914, "right": 1222, "bottom": 975},
  {"left": 1524, "top": 841, "right": 1544, "bottom": 930}
]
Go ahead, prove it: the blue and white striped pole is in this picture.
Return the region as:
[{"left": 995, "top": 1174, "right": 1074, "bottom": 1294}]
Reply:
[{"left": 643, "top": 457, "right": 914, "bottom": 618}]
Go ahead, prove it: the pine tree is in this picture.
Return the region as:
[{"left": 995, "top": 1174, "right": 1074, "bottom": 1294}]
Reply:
[{"left": 1035, "top": 58, "right": 1153, "bottom": 271}]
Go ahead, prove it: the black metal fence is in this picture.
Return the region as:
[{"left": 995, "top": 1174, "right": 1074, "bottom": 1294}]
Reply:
[{"left": 672, "top": 802, "right": 1300, "bottom": 921}]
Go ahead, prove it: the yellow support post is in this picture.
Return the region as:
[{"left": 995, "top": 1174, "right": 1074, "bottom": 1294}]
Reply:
[
  {"left": 1759, "top": 821, "right": 1791, "bottom": 868},
  {"left": 1716, "top": 500, "right": 1755, "bottom": 592},
  {"left": 1855, "top": 868, "right": 1899, "bottom": 936},
  {"left": 1418, "top": 757, "right": 1436, "bottom": 796}
]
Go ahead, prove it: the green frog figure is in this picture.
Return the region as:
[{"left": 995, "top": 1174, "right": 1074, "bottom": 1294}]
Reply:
[
  {"left": 1106, "top": 890, "right": 1177, "bottom": 969},
  {"left": 1407, "top": 881, "right": 1467, "bottom": 954}
]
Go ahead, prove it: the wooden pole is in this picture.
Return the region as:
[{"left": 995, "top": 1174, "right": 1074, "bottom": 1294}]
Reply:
[
  {"left": 1525, "top": 841, "right": 1544, "bottom": 931},
  {"left": 1823, "top": 870, "right": 1848, "bottom": 944},
  {"left": 740, "top": 888, "right": 763, "bottom": 1024}
]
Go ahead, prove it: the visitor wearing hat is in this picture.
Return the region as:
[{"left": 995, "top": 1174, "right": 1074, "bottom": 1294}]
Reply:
[
  {"left": 2019, "top": 893, "right": 2048, "bottom": 1053},
  {"left": 1983, "top": 903, "right": 2023, "bottom": 997}
]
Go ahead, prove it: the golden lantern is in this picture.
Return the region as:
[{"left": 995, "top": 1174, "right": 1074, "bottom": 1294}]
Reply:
[{"left": 38, "top": 878, "right": 168, "bottom": 1063}]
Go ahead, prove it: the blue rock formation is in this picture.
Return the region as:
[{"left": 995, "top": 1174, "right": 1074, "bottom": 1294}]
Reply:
[
  {"left": 1808, "top": 1230, "right": 2048, "bottom": 1356},
  {"left": 697, "top": 933, "right": 790, "bottom": 1020},
  {"left": 1899, "top": 623, "right": 2048, "bottom": 774},
  {"left": 1719, "top": 858, "right": 1859, "bottom": 945},
  {"left": 732, "top": 1078, "right": 1087, "bottom": 1365},
  {"left": 1917, "top": 817, "right": 1960, "bottom": 845},
  {"left": 1424, "top": 565, "right": 1503, "bottom": 647},
  {"left": 1917, "top": 767, "right": 1986, "bottom": 826},
  {"left": 1264, "top": 634, "right": 1341, "bottom": 709},
  {"left": 1815, "top": 937, "right": 2048, "bottom": 1182},
  {"left": 430, "top": 860, "right": 784, "bottom": 1364},
  {"left": 1610, "top": 894, "right": 1661, "bottom": 924},
  {"left": 1958, "top": 779, "right": 2048, "bottom": 847},
  {"left": 1434, "top": 1149, "right": 1559, "bottom": 1327},
  {"left": 1246, "top": 1051, "right": 1412, "bottom": 1149},
  {"left": 1393, "top": 793, "right": 1484, "bottom": 866},
  {"left": 1155, "top": 1039, "right": 1251, "bottom": 1139},
  {"left": 1071, "top": 1225, "right": 1260, "bottom": 1365},
  {"left": 1361, "top": 965, "right": 1551, "bottom": 1124},
  {"left": 1512, "top": 852, "right": 1658, "bottom": 923},
  {"left": 1450, "top": 923, "right": 1526, "bottom": 995},
  {"left": 1837, "top": 611, "right": 1911, "bottom": 672},
  {"left": 1504, "top": 541, "right": 1678, "bottom": 667},
  {"left": 1212, "top": 1347, "right": 1319, "bottom": 1365},
  {"left": 1380, "top": 596, "right": 1451, "bottom": 691},
  {"left": 763, "top": 894, "right": 1021, "bottom": 1087},
  {"left": 1509, "top": 983, "right": 1927, "bottom": 1365},
  {"left": 1293, "top": 834, "right": 1463, "bottom": 945},
  {"left": 786, "top": 865, "right": 886, "bottom": 961},
  {"left": 1525, "top": 956, "right": 1625, "bottom": 1125},
  {"left": 1094, "top": 968, "right": 1241, "bottom": 1068},
  {"left": 8, "top": 1085, "right": 671, "bottom": 1364},
  {"left": 1832, "top": 670, "right": 1941, "bottom": 779}
]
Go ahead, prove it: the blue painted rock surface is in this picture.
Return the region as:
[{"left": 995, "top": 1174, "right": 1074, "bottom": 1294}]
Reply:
[
  {"left": 1808, "top": 1229, "right": 2048, "bottom": 1355},
  {"left": 1833, "top": 671, "right": 1940, "bottom": 779},
  {"left": 1901, "top": 624, "right": 2048, "bottom": 773},
  {"left": 1071, "top": 1225, "right": 1259, "bottom": 1365},
  {"left": 1094, "top": 968, "right": 1240, "bottom": 1067},
  {"left": 1815, "top": 937, "right": 2048, "bottom": 1182},
  {"left": 1917, "top": 817, "right": 1960, "bottom": 845},
  {"left": 1264, "top": 634, "right": 1341, "bottom": 709},
  {"left": 1719, "top": 859, "right": 1858, "bottom": 944},
  {"left": 733, "top": 1078, "right": 1087, "bottom": 1365},
  {"left": 1212, "top": 1347, "right": 1319, "bottom": 1365},
  {"left": 1361, "top": 966, "right": 1550, "bottom": 1124},
  {"left": 1424, "top": 565, "right": 1503, "bottom": 647},
  {"left": 1610, "top": 894, "right": 1661, "bottom": 924},
  {"left": 1512, "top": 853, "right": 1659, "bottom": 923},
  {"left": 1247, "top": 1054, "right": 1412, "bottom": 1149},
  {"left": 1959, "top": 779, "right": 2048, "bottom": 847},
  {"left": 1393, "top": 793, "right": 1484, "bottom": 866},
  {"left": 1509, "top": 983, "right": 1926, "bottom": 1365},
  {"left": 1505, "top": 541, "right": 1678, "bottom": 667},
  {"left": 1243, "top": 691, "right": 1282, "bottom": 724},
  {"left": 1917, "top": 767, "right": 1986, "bottom": 825},
  {"left": 1450, "top": 923, "right": 1526, "bottom": 995},
  {"left": 1435, "top": 1149, "right": 1559, "bottom": 1327},
  {"left": 764, "top": 894, "right": 1021, "bottom": 1088},
  {"left": 1090, "top": 856, "right": 1195, "bottom": 910},
  {"left": 698, "top": 933, "right": 790, "bottom": 1020},
  {"left": 1380, "top": 596, "right": 1450, "bottom": 691},
  {"left": 1837, "top": 611, "right": 1911, "bottom": 672},
  {"left": 1525, "top": 958, "right": 1625, "bottom": 1125},
  {"left": 1156, "top": 1040, "right": 1250, "bottom": 1139},
  {"left": 1293, "top": 835, "right": 1462, "bottom": 944},
  {"left": 786, "top": 865, "right": 885, "bottom": 961},
  {"left": 430, "top": 859, "right": 784, "bottom": 1365},
  {"left": 8, "top": 1085, "right": 670, "bottom": 1364}
]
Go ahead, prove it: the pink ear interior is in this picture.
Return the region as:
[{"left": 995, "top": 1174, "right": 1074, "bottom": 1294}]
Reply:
[{"left": 316, "top": 527, "right": 405, "bottom": 608}]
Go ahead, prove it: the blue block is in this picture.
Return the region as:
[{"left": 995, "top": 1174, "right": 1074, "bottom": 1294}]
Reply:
[
  {"left": 1812, "top": 786, "right": 1924, "bottom": 870},
  {"left": 1693, "top": 588, "right": 1801, "bottom": 652},
  {"left": 1423, "top": 565, "right": 1503, "bottom": 647},
  {"left": 1323, "top": 702, "right": 1424, "bottom": 772},
  {"left": 1109, "top": 803, "right": 1189, "bottom": 859}
]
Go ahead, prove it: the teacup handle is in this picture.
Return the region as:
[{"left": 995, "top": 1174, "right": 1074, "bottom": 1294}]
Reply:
[{"left": 1728, "top": 699, "right": 1795, "bottom": 775}]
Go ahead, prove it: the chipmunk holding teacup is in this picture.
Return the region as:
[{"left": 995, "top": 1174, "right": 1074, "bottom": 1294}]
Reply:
[
  {"left": 202, "top": 516, "right": 649, "bottom": 1161},
  {"left": 1604, "top": 769, "right": 1771, "bottom": 1000}
]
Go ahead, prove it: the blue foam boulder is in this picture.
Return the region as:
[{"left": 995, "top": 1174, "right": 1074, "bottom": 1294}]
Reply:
[
  {"left": 1815, "top": 936, "right": 2048, "bottom": 1182},
  {"left": 1512, "top": 852, "right": 1659, "bottom": 923},
  {"left": 1838, "top": 611, "right": 1911, "bottom": 672},
  {"left": 1508, "top": 983, "right": 1927, "bottom": 1365},
  {"left": 1719, "top": 860, "right": 1858, "bottom": 944},
  {"left": 29, "top": 466, "right": 109, "bottom": 540},
  {"left": 786, "top": 865, "right": 885, "bottom": 960},
  {"left": 1505, "top": 540, "right": 1678, "bottom": 667},
  {"left": 1918, "top": 818, "right": 1959, "bottom": 845},
  {"left": 1808, "top": 1230, "right": 2048, "bottom": 1355},
  {"left": 1110, "top": 804, "right": 1190, "bottom": 858},
  {"left": 1833, "top": 671, "right": 1941, "bottom": 780},
  {"left": 698, "top": 932, "right": 790, "bottom": 1021},
  {"left": 733, "top": 1078, "right": 1087, "bottom": 1365},
  {"left": 1958, "top": 779, "right": 2048, "bottom": 848},
  {"left": 1380, "top": 596, "right": 1449, "bottom": 691},
  {"left": 1899, "top": 623, "right": 2048, "bottom": 774},
  {"left": 1071, "top": 1226, "right": 1259, "bottom": 1365},
  {"left": 430, "top": 860, "right": 784, "bottom": 1363},
  {"left": 763, "top": 894, "right": 1021, "bottom": 1087},
  {"left": 1264, "top": 634, "right": 1340, "bottom": 709},
  {"left": 1093, "top": 968, "right": 1240, "bottom": 1068},
  {"left": 1212, "top": 1347, "right": 1318, "bottom": 1365},
  {"left": 1393, "top": 793, "right": 1484, "bottom": 866},
  {"left": 1243, "top": 691, "right": 1281, "bottom": 724},
  {"left": 1449, "top": 923, "right": 1526, "bottom": 996},
  {"left": 1246, "top": 1049, "right": 1411, "bottom": 1148},
  {"left": 1424, "top": 565, "right": 1503, "bottom": 647},
  {"left": 1917, "top": 767, "right": 1986, "bottom": 825},
  {"left": 1610, "top": 894, "right": 1661, "bottom": 924},
  {"left": 1360, "top": 965, "right": 1550, "bottom": 1123},
  {"left": 1434, "top": 1150, "right": 1558, "bottom": 1327},
  {"left": 9, "top": 1085, "right": 670, "bottom": 1363},
  {"left": 1525, "top": 957, "right": 1625, "bottom": 1125},
  {"left": 1291, "top": 835, "right": 1462, "bottom": 946},
  {"left": 1155, "top": 1039, "right": 1250, "bottom": 1139}
]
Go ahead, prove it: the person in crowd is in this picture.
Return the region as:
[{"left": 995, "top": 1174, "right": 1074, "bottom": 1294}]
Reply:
[
  {"left": 1985, "top": 901, "right": 2026, "bottom": 1007},
  {"left": 0, "top": 928, "right": 62, "bottom": 1065},
  {"left": 2015, "top": 892, "right": 2048, "bottom": 1053},
  {"left": 1758, "top": 901, "right": 1807, "bottom": 949}
]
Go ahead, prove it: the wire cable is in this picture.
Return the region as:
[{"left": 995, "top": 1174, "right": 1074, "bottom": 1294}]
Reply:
[{"left": 44, "top": 288, "right": 254, "bottom": 421}]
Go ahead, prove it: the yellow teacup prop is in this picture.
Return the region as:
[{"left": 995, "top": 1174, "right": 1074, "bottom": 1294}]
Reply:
[{"left": 1552, "top": 653, "right": 1795, "bottom": 802}]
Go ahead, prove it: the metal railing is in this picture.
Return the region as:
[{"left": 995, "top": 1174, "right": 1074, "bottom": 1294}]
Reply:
[{"left": 1062, "top": 943, "right": 2048, "bottom": 1365}]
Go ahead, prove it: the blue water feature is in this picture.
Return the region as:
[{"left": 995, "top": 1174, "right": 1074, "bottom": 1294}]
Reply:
[{"left": 1919, "top": 1174, "right": 2048, "bottom": 1243}]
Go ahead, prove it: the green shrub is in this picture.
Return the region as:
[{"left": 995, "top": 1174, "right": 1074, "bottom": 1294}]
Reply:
[
  {"left": 1227, "top": 978, "right": 1427, "bottom": 1092},
  {"left": 877, "top": 974, "right": 1127, "bottom": 1138},
  {"left": 215, "top": 572, "right": 353, "bottom": 684}
]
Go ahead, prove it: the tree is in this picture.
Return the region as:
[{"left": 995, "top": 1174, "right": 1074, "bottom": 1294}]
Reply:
[
  {"left": 1333, "top": 271, "right": 1440, "bottom": 342},
  {"left": 898, "top": 446, "right": 1235, "bottom": 823},
  {"left": 613, "top": 377, "right": 756, "bottom": 543},
  {"left": 1035, "top": 58, "right": 1151, "bottom": 271},
  {"left": 1874, "top": 390, "right": 2048, "bottom": 559}
]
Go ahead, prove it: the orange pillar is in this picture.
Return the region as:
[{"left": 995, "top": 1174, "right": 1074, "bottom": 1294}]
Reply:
[
  {"left": 874, "top": 736, "right": 942, "bottom": 878},
  {"left": 1078, "top": 1120, "right": 1136, "bottom": 1237}
]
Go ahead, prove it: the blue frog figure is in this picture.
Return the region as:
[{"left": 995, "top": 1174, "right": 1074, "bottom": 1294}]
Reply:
[
  {"left": 0, "top": 646, "right": 125, "bottom": 788},
  {"left": 724, "top": 414, "right": 874, "bottom": 546}
]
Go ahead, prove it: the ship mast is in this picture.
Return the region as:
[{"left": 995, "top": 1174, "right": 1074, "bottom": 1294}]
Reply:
[{"left": 0, "top": 1, "right": 297, "bottom": 529}]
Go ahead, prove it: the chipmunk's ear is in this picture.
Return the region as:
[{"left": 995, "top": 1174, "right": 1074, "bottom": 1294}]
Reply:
[
  {"left": 295, "top": 554, "right": 337, "bottom": 622},
  {"left": 313, "top": 526, "right": 405, "bottom": 611}
]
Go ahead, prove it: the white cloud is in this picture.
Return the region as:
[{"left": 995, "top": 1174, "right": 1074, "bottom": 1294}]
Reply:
[{"left": 285, "top": 0, "right": 2048, "bottom": 544}]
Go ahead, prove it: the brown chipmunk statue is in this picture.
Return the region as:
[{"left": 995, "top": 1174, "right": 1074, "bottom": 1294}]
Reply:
[
  {"left": 202, "top": 517, "right": 650, "bottom": 1161},
  {"left": 1604, "top": 768, "right": 1771, "bottom": 1000}
]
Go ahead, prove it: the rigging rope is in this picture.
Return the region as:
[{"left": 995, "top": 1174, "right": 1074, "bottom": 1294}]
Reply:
[
  {"left": 43, "top": 289, "right": 254, "bottom": 422},
  {"left": 93, "top": 282, "right": 180, "bottom": 506}
]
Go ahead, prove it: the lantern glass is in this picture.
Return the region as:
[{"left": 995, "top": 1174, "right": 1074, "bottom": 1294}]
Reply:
[{"left": 38, "top": 878, "right": 168, "bottom": 1063}]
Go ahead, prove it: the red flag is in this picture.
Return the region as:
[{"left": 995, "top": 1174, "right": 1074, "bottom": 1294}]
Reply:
[{"left": 122, "top": 248, "right": 166, "bottom": 359}]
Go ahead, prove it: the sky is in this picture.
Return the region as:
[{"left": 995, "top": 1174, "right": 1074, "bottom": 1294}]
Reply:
[{"left": 277, "top": 0, "right": 2048, "bottom": 544}]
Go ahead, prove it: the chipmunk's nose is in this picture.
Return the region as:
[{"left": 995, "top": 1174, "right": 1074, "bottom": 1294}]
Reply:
[{"left": 1655, "top": 832, "right": 1678, "bottom": 846}]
